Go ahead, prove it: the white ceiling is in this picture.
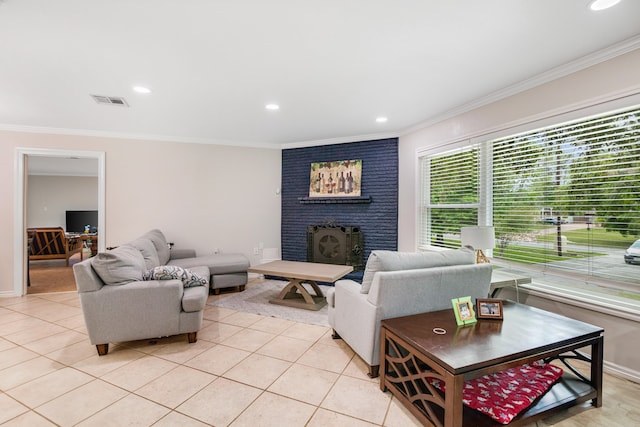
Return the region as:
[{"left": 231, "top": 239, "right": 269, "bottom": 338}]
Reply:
[{"left": 1, "top": 0, "right": 640, "bottom": 149}]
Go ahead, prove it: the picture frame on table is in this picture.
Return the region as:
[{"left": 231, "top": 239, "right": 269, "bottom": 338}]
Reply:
[
  {"left": 451, "top": 296, "right": 477, "bottom": 326},
  {"left": 476, "top": 298, "right": 504, "bottom": 320}
]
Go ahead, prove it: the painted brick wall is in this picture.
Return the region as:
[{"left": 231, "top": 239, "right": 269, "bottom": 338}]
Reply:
[{"left": 281, "top": 138, "right": 398, "bottom": 280}]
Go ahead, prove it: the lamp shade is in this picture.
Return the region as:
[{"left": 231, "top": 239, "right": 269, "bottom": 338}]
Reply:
[{"left": 461, "top": 226, "right": 495, "bottom": 250}]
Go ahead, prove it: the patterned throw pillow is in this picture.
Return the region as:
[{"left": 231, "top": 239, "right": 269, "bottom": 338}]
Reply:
[{"left": 143, "top": 265, "right": 207, "bottom": 288}]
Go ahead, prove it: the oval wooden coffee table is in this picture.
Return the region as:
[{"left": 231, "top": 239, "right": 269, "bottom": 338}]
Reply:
[{"left": 248, "top": 260, "right": 353, "bottom": 311}]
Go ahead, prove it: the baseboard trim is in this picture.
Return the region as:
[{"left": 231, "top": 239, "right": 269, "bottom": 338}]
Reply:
[
  {"left": 0, "top": 290, "right": 18, "bottom": 298},
  {"left": 604, "top": 360, "right": 640, "bottom": 384}
]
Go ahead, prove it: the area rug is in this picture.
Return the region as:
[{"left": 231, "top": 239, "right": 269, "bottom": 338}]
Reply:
[{"left": 208, "top": 280, "right": 331, "bottom": 327}]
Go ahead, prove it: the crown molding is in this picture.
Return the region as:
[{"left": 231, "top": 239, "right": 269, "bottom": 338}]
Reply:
[
  {"left": 0, "top": 121, "right": 395, "bottom": 150},
  {"left": 401, "top": 35, "right": 640, "bottom": 137},
  {"left": 0, "top": 124, "right": 283, "bottom": 150},
  {"left": 280, "top": 131, "right": 399, "bottom": 149}
]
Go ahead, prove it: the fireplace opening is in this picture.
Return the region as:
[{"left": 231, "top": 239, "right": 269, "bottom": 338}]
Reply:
[{"left": 307, "top": 223, "right": 364, "bottom": 271}]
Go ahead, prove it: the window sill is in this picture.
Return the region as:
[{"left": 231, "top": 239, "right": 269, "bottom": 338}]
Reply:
[
  {"left": 518, "top": 281, "right": 640, "bottom": 322},
  {"left": 419, "top": 246, "right": 640, "bottom": 319}
]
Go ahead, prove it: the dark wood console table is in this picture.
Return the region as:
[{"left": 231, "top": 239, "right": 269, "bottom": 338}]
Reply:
[{"left": 380, "top": 301, "right": 603, "bottom": 427}]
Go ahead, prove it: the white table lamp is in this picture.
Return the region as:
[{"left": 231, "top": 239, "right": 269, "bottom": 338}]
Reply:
[{"left": 461, "top": 226, "right": 495, "bottom": 263}]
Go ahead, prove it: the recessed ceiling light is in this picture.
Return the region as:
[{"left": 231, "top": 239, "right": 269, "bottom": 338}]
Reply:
[
  {"left": 589, "top": 0, "right": 621, "bottom": 11},
  {"left": 133, "top": 86, "right": 151, "bottom": 94},
  {"left": 376, "top": 117, "right": 388, "bottom": 123},
  {"left": 265, "top": 104, "right": 280, "bottom": 111}
]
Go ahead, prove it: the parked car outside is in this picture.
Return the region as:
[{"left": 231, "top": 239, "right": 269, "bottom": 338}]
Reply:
[{"left": 624, "top": 239, "right": 640, "bottom": 264}]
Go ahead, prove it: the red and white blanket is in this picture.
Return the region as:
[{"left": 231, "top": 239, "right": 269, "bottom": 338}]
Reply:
[{"left": 429, "top": 361, "right": 563, "bottom": 424}]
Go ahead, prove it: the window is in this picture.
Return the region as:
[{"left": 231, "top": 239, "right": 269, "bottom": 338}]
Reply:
[
  {"left": 420, "top": 146, "right": 480, "bottom": 248},
  {"left": 420, "top": 105, "right": 640, "bottom": 303}
]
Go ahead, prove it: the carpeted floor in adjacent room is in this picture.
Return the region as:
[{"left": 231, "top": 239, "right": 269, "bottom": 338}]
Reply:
[{"left": 27, "top": 251, "right": 88, "bottom": 294}]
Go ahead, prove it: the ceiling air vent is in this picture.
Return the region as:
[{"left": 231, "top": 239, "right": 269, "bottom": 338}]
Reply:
[{"left": 90, "top": 94, "right": 129, "bottom": 107}]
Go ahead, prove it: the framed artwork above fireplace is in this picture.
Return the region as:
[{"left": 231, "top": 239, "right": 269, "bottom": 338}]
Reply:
[{"left": 309, "top": 159, "right": 362, "bottom": 197}]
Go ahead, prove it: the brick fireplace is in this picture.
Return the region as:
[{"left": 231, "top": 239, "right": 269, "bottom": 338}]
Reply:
[{"left": 281, "top": 137, "right": 398, "bottom": 281}]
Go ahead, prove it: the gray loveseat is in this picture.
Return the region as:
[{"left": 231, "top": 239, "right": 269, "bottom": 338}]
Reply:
[
  {"left": 73, "top": 229, "right": 249, "bottom": 355},
  {"left": 327, "top": 247, "right": 492, "bottom": 377}
]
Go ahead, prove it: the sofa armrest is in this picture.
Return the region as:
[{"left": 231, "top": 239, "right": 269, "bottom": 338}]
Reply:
[
  {"left": 329, "top": 279, "right": 365, "bottom": 315},
  {"left": 334, "top": 278, "right": 361, "bottom": 293},
  {"left": 170, "top": 249, "right": 197, "bottom": 260},
  {"left": 327, "top": 279, "right": 359, "bottom": 315},
  {"left": 78, "top": 279, "right": 185, "bottom": 345},
  {"left": 330, "top": 279, "right": 379, "bottom": 365},
  {"left": 182, "top": 285, "right": 208, "bottom": 312},
  {"left": 326, "top": 287, "right": 335, "bottom": 308},
  {"left": 84, "top": 279, "right": 184, "bottom": 312}
]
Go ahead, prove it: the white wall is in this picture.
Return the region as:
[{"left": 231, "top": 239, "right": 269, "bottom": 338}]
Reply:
[
  {"left": 27, "top": 175, "right": 98, "bottom": 228},
  {"left": 500, "top": 288, "right": 639, "bottom": 382},
  {"left": 0, "top": 133, "right": 282, "bottom": 296},
  {"left": 397, "top": 48, "right": 640, "bottom": 381}
]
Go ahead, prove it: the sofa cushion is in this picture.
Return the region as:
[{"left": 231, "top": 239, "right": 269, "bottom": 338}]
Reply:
[
  {"left": 129, "top": 238, "right": 160, "bottom": 269},
  {"left": 211, "top": 272, "right": 247, "bottom": 289},
  {"left": 141, "top": 229, "right": 171, "bottom": 265},
  {"left": 360, "top": 248, "right": 475, "bottom": 294},
  {"left": 143, "top": 265, "right": 208, "bottom": 288},
  {"left": 92, "top": 245, "right": 147, "bottom": 286},
  {"left": 169, "top": 253, "right": 249, "bottom": 274}
]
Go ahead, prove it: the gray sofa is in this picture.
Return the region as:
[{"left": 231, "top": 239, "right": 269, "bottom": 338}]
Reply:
[
  {"left": 326, "top": 247, "right": 492, "bottom": 377},
  {"left": 131, "top": 229, "right": 250, "bottom": 294},
  {"left": 73, "top": 229, "right": 250, "bottom": 355}
]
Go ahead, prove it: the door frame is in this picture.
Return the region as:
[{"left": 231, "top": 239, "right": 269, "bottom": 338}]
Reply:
[{"left": 14, "top": 148, "right": 106, "bottom": 296}]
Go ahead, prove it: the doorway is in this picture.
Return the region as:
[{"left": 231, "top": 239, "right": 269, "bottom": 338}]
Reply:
[{"left": 14, "top": 148, "right": 105, "bottom": 296}]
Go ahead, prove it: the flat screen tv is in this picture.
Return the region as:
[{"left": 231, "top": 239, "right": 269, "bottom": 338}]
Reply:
[{"left": 65, "top": 210, "right": 98, "bottom": 233}]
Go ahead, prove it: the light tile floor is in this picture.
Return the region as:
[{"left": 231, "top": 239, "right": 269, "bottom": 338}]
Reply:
[{"left": 0, "top": 286, "right": 639, "bottom": 426}]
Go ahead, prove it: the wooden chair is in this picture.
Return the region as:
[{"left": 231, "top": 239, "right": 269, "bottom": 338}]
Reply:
[{"left": 27, "top": 227, "right": 83, "bottom": 266}]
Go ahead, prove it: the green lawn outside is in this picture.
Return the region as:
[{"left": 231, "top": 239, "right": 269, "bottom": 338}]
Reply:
[
  {"left": 536, "top": 227, "right": 636, "bottom": 249},
  {"left": 433, "top": 235, "right": 604, "bottom": 265},
  {"left": 494, "top": 245, "right": 597, "bottom": 264}
]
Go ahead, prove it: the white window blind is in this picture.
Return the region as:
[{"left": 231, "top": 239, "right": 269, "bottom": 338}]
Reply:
[
  {"left": 420, "top": 105, "right": 640, "bottom": 297},
  {"left": 420, "top": 145, "right": 480, "bottom": 249},
  {"left": 491, "top": 106, "right": 640, "bottom": 287}
]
